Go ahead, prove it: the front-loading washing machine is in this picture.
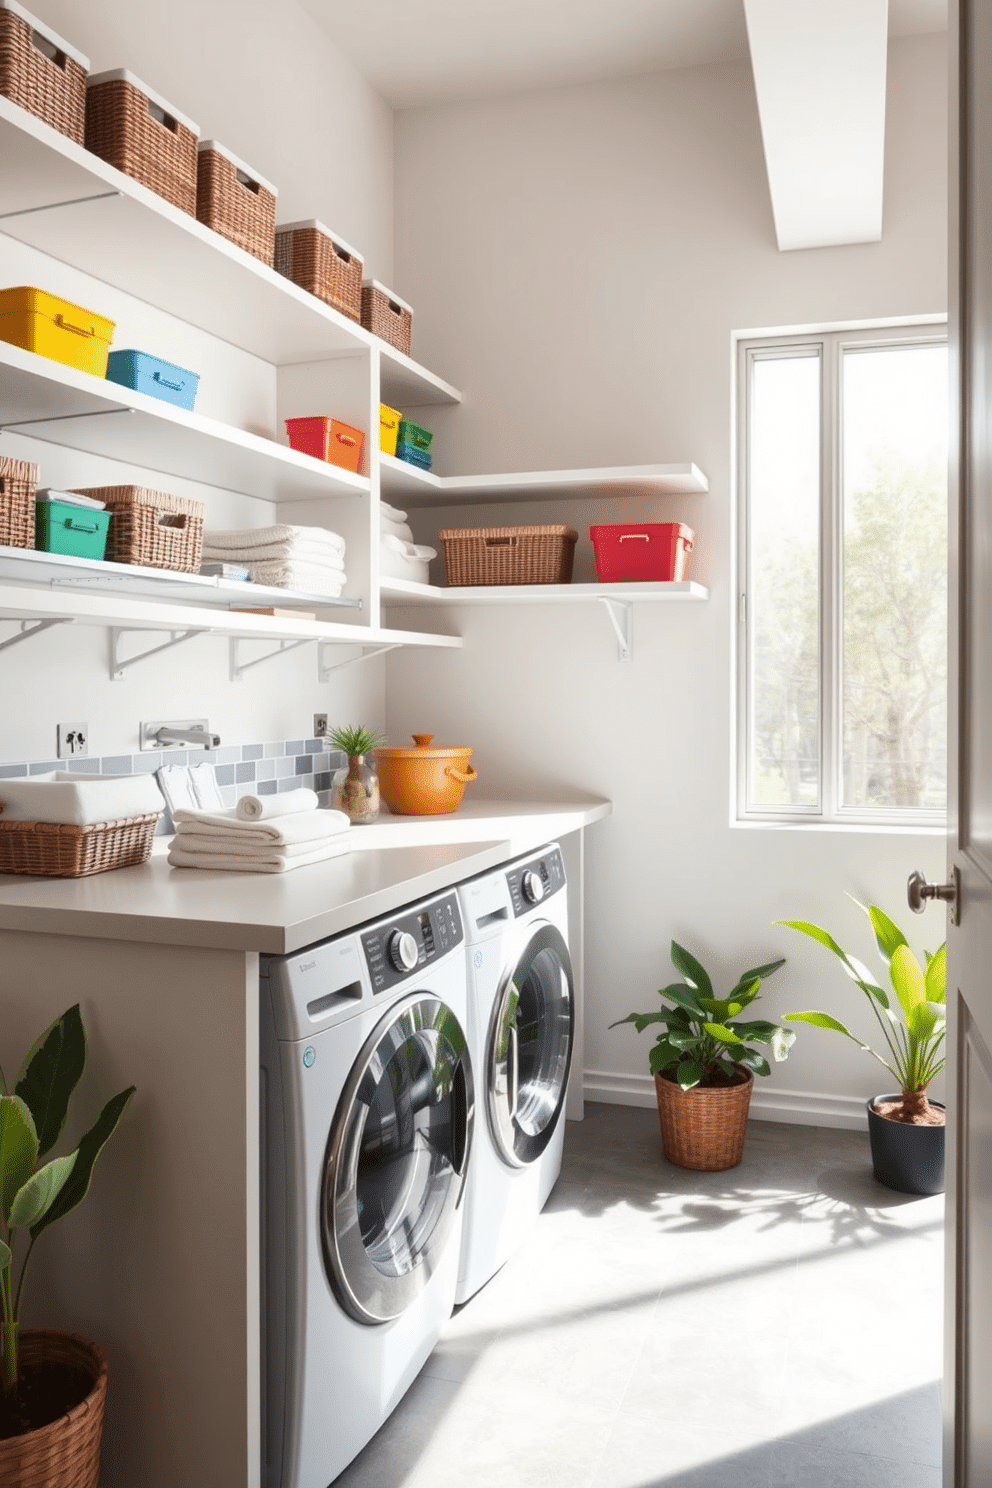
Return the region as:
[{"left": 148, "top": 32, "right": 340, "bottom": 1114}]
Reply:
[
  {"left": 260, "top": 887, "right": 473, "bottom": 1488},
  {"left": 455, "top": 842, "right": 573, "bottom": 1304}
]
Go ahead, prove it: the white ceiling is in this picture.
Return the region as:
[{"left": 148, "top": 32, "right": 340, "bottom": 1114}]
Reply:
[{"left": 300, "top": 0, "right": 946, "bottom": 109}]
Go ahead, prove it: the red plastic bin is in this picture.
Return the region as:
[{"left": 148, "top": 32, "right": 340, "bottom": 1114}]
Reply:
[
  {"left": 285, "top": 416, "right": 365, "bottom": 473},
  {"left": 589, "top": 522, "right": 694, "bottom": 582}
]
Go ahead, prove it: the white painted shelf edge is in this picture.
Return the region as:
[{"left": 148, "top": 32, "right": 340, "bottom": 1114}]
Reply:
[
  {"left": 380, "top": 578, "right": 709, "bottom": 605},
  {"left": 378, "top": 453, "right": 709, "bottom": 507}
]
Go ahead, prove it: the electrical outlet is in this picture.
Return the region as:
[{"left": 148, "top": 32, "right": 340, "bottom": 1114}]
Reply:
[
  {"left": 313, "top": 713, "right": 328, "bottom": 737},
  {"left": 57, "top": 722, "right": 88, "bottom": 759}
]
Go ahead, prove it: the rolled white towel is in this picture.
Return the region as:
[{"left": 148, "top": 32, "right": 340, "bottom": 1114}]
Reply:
[
  {"left": 173, "top": 806, "right": 348, "bottom": 845},
  {"left": 0, "top": 772, "right": 164, "bottom": 825},
  {"left": 167, "top": 838, "right": 351, "bottom": 873},
  {"left": 380, "top": 501, "right": 408, "bottom": 523},
  {"left": 235, "top": 788, "right": 319, "bottom": 822},
  {"left": 379, "top": 513, "right": 414, "bottom": 543}
]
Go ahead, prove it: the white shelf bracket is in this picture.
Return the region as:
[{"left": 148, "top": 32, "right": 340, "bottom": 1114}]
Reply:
[
  {"left": 598, "top": 597, "right": 633, "bottom": 661},
  {"left": 229, "top": 637, "right": 314, "bottom": 683},
  {"left": 111, "top": 627, "right": 201, "bottom": 681},
  {"left": 318, "top": 642, "right": 401, "bottom": 681},
  {"left": 0, "top": 617, "right": 74, "bottom": 655}
]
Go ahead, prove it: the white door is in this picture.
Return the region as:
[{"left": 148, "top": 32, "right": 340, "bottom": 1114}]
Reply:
[{"left": 943, "top": 2, "right": 992, "bottom": 1480}]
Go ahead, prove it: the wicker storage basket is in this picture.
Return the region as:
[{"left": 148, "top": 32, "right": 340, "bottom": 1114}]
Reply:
[
  {"left": 275, "top": 220, "right": 362, "bottom": 320},
  {"left": 0, "top": 2, "right": 88, "bottom": 143},
  {"left": 439, "top": 525, "right": 578, "bottom": 587},
  {"left": 0, "top": 1330, "right": 108, "bottom": 1485},
  {"left": 71, "top": 485, "right": 204, "bottom": 572},
  {"left": 654, "top": 1068, "right": 754, "bottom": 1171},
  {"left": 360, "top": 280, "right": 412, "bottom": 356},
  {"left": 0, "top": 812, "right": 160, "bottom": 877},
  {"left": 0, "top": 455, "right": 38, "bottom": 549},
  {"left": 85, "top": 70, "right": 199, "bottom": 215},
  {"left": 197, "top": 141, "right": 277, "bottom": 264}
]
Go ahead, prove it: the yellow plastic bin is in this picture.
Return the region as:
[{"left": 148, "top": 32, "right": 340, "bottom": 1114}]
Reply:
[
  {"left": 0, "top": 287, "right": 115, "bottom": 376},
  {"left": 379, "top": 403, "right": 401, "bottom": 456}
]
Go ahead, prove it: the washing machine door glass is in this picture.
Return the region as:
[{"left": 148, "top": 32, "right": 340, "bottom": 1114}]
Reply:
[
  {"left": 323, "top": 992, "right": 473, "bottom": 1325},
  {"left": 487, "top": 922, "right": 573, "bottom": 1168}
]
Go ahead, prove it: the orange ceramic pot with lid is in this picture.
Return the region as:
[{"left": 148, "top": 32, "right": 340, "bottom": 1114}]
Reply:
[{"left": 375, "top": 734, "right": 478, "bottom": 815}]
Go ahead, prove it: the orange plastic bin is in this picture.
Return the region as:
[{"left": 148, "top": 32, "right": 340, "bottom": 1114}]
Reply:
[{"left": 285, "top": 416, "right": 365, "bottom": 473}]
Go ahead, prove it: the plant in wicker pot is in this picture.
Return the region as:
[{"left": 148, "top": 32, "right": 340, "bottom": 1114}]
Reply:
[
  {"left": 610, "top": 943, "right": 793, "bottom": 1171},
  {"left": 778, "top": 900, "right": 947, "bottom": 1195},
  {"left": 0, "top": 1004, "right": 135, "bottom": 1485}
]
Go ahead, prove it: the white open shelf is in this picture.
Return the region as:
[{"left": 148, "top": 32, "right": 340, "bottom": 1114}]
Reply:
[
  {"left": 0, "top": 97, "right": 461, "bottom": 408},
  {"left": 378, "top": 455, "right": 709, "bottom": 507},
  {"left": 380, "top": 578, "right": 709, "bottom": 606},
  {"left": 0, "top": 341, "right": 369, "bottom": 501}
]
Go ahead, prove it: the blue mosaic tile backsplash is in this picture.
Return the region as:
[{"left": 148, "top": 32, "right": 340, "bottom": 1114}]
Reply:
[{"left": 0, "top": 738, "right": 347, "bottom": 831}]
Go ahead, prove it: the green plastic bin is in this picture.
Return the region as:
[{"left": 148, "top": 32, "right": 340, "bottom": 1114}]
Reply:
[
  {"left": 35, "top": 500, "right": 111, "bottom": 560},
  {"left": 396, "top": 418, "right": 433, "bottom": 451}
]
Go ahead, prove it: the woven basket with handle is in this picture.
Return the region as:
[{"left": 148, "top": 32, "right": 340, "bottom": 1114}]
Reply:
[
  {"left": 275, "top": 223, "right": 362, "bottom": 320},
  {"left": 197, "top": 146, "right": 277, "bottom": 264},
  {"left": 85, "top": 76, "right": 198, "bottom": 215},
  {"left": 654, "top": 1068, "right": 754, "bottom": 1171},
  {"left": 439, "top": 525, "right": 578, "bottom": 586},
  {"left": 0, "top": 9, "right": 87, "bottom": 142},
  {"left": 0, "top": 813, "right": 161, "bottom": 877},
  {"left": 0, "top": 1330, "right": 107, "bottom": 1487},
  {"left": 70, "top": 485, "right": 204, "bottom": 572}
]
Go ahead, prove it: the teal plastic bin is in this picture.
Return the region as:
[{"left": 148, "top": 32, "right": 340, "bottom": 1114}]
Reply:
[{"left": 35, "top": 500, "right": 111, "bottom": 560}]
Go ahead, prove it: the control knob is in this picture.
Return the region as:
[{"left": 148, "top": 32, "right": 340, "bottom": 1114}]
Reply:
[
  {"left": 521, "top": 869, "right": 545, "bottom": 904},
  {"left": 388, "top": 929, "right": 419, "bottom": 972}
]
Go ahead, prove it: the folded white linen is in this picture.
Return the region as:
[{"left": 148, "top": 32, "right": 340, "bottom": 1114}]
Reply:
[
  {"left": 235, "top": 788, "right": 320, "bottom": 821},
  {"left": 174, "top": 832, "right": 346, "bottom": 859},
  {"left": 203, "top": 539, "right": 345, "bottom": 568},
  {"left": 242, "top": 561, "right": 347, "bottom": 593},
  {"left": 379, "top": 514, "right": 414, "bottom": 543},
  {"left": 202, "top": 524, "right": 346, "bottom": 556},
  {"left": 380, "top": 502, "right": 408, "bottom": 523},
  {"left": 167, "top": 838, "right": 351, "bottom": 873},
  {"left": 173, "top": 807, "right": 348, "bottom": 845},
  {"left": 0, "top": 773, "right": 164, "bottom": 825}
]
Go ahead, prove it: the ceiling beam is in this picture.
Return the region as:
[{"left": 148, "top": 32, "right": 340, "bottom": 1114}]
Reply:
[{"left": 744, "top": 0, "right": 889, "bottom": 251}]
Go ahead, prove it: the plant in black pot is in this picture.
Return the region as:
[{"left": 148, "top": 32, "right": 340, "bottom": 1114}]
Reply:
[
  {"left": 777, "top": 901, "right": 946, "bottom": 1195},
  {"left": 610, "top": 942, "right": 793, "bottom": 1170},
  {"left": 0, "top": 1003, "right": 134, "bottom": 1484}
]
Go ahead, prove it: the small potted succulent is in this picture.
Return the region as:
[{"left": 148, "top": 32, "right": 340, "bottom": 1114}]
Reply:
[
  {"left": 328, "top": 724, "right": 386, "bottom": 824},
  {"left": 0, "top": 1003, "right": 134, "bottom": 1483},
  {"left": 610, "top": 942, "right": 792, "bottom": 1170},
  {"left": 778, "top": 899, "right": 946, "bottom": 1194}
]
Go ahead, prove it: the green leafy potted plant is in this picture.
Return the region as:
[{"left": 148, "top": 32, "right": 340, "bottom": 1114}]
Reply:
[
  {"left": 777, "top": 900, "right": 946, "bottom": 1195},
  {"left": 328, "top": 724, "right": 386, "bottom": 824},
  {"left": 0, "top": 1004, "right": 134, "bottom": 1483},
  {"left": 610, "top": 942, "right": 792, "bottom": 1170}
]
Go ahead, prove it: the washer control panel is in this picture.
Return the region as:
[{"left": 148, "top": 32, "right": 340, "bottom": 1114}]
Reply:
[
  {"left": 362, "top": 890, "right": 464, "bottom": 994},
  {"left": 506, "top": 846, "right": 565, "bottom": 917}
]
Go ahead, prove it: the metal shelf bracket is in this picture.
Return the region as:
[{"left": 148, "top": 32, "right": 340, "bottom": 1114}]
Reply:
[
  {"left": 111, "top": 627, "right": 201, "bottom": 681},
  {"left": 599, "top": 597, "right": 633, "bottom": 661},
  {"left": 0, "top": 189, "right": 121, "bottom": 223},
  {"left": 317, "top": 641, "right": 401, "bottom": 681},
  {"left": 230, "top": 637, "right": 314, "bottom": 683},
  {"left": 0, "top": 617, "right": 74, "bottom": 655}
]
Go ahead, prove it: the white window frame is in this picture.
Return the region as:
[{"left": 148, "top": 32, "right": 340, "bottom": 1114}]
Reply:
[{"left": 735, "top": 318, "right": 948, "bottom": 828}]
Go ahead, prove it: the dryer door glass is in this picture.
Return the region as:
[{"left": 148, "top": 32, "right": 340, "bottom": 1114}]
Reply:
[
  {"left": 487, "top": 922, "right": 573, "bottom": 1168},
  {"left": 323, "top": 993, "right": 473, "bottom": 1325}
]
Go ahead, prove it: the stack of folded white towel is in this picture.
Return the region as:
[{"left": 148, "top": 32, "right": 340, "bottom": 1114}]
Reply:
[
  {"left": 167, "top": 787, "right": 351, "bottom": 873},
  {"left": 200, "top": 524, "right": 347, "bottom": 596},
  {"left": 379, "top": 501, "right": 436, "bottom": 584}
]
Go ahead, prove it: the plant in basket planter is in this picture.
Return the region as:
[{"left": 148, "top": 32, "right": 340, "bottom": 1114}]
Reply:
[
  {"left": 328, "top": 724, "right": 385, "bottom": 825},
  {"left": 778, "top": 900, "right": 947, "bottom": 1195},
  {"left": 610, "top": 942, "right": 793, "bottom": 1171},
  {"left": 0, "top": 1004, "right": 134, "bottom": 1483}
]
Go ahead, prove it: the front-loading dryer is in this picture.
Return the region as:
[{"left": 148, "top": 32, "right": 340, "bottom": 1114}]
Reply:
[
  {"left": 260, "top": 887, "right": 473, "bottom": 1488},
  {"left": 455, "top": 843, "right": 573, "bottom": 1304}
]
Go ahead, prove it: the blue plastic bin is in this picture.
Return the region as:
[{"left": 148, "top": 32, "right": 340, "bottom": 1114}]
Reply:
[
  {"left": 105, "top": 349, "right": 200, "bottom": 411},
  {"left": 395, "top": 440, "right": 433, "bottom": 471}
]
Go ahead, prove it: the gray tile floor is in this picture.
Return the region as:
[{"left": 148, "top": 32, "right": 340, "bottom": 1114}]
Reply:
[{"left": 335, "top": 1103, "right": 944, "bottom": 1487}]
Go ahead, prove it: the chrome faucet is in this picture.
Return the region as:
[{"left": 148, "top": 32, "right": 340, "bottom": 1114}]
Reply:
[{"left": 153, "top": 725, "right": 221, "bottom": 750}]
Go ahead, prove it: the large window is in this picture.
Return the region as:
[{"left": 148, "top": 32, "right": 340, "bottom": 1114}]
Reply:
[{"left": 737, "top": 325, "right": 948, "bottom": 825}]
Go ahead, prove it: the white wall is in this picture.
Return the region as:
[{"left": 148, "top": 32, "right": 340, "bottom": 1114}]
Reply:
[
  {"left": 387, "top": 35, "right": 950, "bottom": 1122},
  {"left": 0, "top": 0, "right": 396, "bottom": 761}
]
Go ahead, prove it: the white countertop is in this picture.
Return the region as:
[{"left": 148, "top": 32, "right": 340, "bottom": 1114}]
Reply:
[{"left": 0, "top": 797, "right": 610, "bottom": 954}]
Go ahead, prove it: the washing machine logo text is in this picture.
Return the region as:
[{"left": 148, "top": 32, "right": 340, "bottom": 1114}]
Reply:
[
  {"left": 298, "top": 959, "right": 317, "bottom": 973},
  {"left": 302, "top": 1046, "right": 316, "bottom": 1068}
]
